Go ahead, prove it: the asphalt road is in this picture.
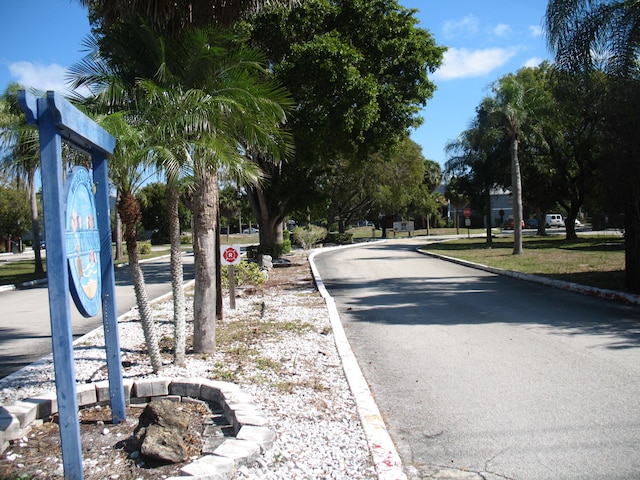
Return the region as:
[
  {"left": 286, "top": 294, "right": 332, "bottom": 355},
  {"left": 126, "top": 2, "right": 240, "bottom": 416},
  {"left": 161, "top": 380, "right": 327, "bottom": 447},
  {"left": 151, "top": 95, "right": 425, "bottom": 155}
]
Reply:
[
  {"left": 313, "top": 238, "right": 640, "bottom": 479},
  {"left": 0, "top": 253, "right": 194, "bottom": 379}
]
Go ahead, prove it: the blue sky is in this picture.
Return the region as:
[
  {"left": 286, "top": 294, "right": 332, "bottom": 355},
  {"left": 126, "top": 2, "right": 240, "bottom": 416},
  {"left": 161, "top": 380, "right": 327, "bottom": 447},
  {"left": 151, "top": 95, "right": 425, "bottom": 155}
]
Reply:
[{"left": 0, "top": 0, "right": 552, "bottom": 167}]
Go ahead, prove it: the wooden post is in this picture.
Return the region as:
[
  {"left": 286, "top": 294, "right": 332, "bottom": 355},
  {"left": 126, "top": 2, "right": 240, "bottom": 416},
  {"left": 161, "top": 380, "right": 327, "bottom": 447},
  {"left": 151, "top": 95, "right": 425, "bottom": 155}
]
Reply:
[
  {"left": 92, "top": 150, "right": 126, "bottom": 422},
  {"left": 36, "top": 95, "right": 84, "bottom": 480},
  {"left": 19, "top": 90, "right": 122, "bottom": 480},
  {"left": 228, "top": 264, "right": 236, "bottom": 310}
]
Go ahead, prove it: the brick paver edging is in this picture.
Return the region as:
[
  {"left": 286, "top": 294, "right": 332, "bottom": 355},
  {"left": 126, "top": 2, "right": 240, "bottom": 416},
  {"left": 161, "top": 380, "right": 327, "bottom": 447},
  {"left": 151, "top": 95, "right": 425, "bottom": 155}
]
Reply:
[{"left": 0, "top": 377, "right": 275, "bottom": 479}]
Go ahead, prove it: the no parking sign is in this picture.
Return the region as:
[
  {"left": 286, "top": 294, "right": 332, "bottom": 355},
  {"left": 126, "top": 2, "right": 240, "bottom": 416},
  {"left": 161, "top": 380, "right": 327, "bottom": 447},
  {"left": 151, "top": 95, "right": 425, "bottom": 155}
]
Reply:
[{"left": 220, "top": 245, "right": 242, "bottom": 265}]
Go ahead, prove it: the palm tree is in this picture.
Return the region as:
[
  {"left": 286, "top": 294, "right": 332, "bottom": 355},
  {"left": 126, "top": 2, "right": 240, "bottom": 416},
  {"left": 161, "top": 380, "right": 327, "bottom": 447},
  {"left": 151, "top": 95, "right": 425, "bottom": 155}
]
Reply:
[
  {"left": 546, "top": 0, "right": 640, "bottom": 292},
  {"left": 484, "top": 76, "right": 534, "bottom": 255},
  {"left": 0, "top": 84, "right": 44, "bottom": 273},
  {"left": 445, "top": 105, "right": 508, "bottom": 244},
  {"left": 98, "top": 112, "right": 163, "bottom": 373},
  {"left": 546, "top": 0, "right": 640, "bottom": 77},
  {"left": 72, "top": 6, "right": 294, "bottom": 354}
]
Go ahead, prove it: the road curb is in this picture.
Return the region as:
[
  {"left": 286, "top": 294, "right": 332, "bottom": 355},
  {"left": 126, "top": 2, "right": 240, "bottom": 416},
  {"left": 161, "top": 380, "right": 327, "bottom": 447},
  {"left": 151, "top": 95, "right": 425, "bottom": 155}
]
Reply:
[{"left": 309, "top": 243, "right": 407, "bottom": 480}]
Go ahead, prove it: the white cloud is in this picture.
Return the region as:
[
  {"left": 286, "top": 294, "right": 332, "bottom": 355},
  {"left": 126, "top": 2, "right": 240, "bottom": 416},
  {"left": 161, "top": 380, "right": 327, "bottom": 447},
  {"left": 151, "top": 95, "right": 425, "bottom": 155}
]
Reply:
[
  {"left": 433, "top": 47, "right": 518, "bottom": 80},
  {"left": 493, "top": 23, "right": 512, "bottom": 37},
  {"left": 529, "top": 25, "right": 543, "bottom": 37},
  {"left": 8, "top": 61, "right": 72, "bottom": 94},
  {"left": 442, "top": 14, "right": 479, "bottom": 38},
  {"left": 524, "top": 57, "right": 544, "bottom": 68}
]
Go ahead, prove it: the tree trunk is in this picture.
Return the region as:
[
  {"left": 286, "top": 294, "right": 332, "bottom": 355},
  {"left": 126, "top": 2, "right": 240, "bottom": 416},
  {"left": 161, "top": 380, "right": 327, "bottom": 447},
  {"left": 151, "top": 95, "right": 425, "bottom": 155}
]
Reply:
[
  {"left": 192, "top": 167, "right": 219, "bottom": 354},
  {"left": 248, "top": 182, "right": 284, "bottom": 254},
  {"left": 625, "top": 200, "right": 640, "bottom": 293},
  {"left": 485, "top": 187, "right": 493, "bottom": 245},
  {"left": 119, "top": 192, "right": 163, "bottom": 372},
  {"left": 167, "top": 183, "right": 186, "bottom": 366},
  {"left": 511, "top": 138, "right": 523, "bottom": 255},
  {"left": 28, "top": 169, "right": 43, "bottom": 274},
  {"left": 115, "top": 198, "right": 124, "bottom": 261}
]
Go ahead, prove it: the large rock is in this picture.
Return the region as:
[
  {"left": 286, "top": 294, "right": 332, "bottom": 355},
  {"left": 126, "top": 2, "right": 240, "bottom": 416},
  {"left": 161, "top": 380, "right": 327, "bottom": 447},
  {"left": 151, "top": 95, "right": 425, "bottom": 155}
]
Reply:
[{"left": 134, "top": 400, "right": 190, "bottom": 463}]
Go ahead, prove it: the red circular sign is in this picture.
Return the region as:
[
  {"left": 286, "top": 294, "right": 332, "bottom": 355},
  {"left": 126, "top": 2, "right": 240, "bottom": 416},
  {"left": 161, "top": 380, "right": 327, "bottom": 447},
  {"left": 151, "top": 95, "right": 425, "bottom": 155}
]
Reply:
[
  {"left": 222, "top": 246, "right": 239, "bottom": 264},
  {"left": 463, "top": 207, "right": 471, "bottom": 218}
]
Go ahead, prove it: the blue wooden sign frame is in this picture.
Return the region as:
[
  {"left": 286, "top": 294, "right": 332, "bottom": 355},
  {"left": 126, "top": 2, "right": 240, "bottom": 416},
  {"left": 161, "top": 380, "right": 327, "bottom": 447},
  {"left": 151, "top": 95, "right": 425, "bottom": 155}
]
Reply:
[{"left": 19, "top": 90, "right": 126, "bottom": 480}]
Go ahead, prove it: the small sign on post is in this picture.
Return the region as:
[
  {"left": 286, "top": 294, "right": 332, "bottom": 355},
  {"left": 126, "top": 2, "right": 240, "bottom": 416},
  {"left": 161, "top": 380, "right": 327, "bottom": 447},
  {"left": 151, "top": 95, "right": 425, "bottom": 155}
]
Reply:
[
  {"left": 220, "top": 245, "right": 242, "bottom": 309},
  {"left": 464, "top": 207, "right": 472, "bottom": 237}
]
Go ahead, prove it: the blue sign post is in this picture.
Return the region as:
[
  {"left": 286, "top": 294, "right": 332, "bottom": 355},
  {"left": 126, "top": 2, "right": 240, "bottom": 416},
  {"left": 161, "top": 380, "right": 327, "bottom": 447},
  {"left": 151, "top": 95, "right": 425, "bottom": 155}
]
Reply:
[{"left": 19, "top": 91, "right": 126, "bottom": 480}]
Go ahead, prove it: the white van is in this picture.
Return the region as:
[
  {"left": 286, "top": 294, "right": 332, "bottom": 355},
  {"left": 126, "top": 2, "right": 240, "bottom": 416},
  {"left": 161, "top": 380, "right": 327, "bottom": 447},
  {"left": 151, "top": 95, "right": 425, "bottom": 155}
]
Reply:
[{"left": 545, "top": 213, "right": 564, "bottom": 228}]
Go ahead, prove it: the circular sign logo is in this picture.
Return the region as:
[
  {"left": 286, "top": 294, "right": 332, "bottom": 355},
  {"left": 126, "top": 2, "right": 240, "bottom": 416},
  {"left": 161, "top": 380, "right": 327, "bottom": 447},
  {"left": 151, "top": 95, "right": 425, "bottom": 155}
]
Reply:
[
  {"left": 223, "top": 247, "right": 239, "bottom": 264},
  {"left": 65, "top": 167, "right": 101, "bottom": 318}
]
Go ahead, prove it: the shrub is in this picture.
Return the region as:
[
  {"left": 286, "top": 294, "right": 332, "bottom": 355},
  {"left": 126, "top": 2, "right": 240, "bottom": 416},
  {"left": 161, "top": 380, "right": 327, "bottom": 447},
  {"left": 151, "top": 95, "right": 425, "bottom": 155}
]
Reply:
[
  {"left": 138, "top": 241, "right": 152, "bottom": 254},
  {"left": 221, "top": 261, "right": 266, "bottom": 288},
  {"left": 150, "top": 231, "right": 169, "bottom": 245},
  {"left": 325, "top": 232, "right": 353, "bottom": 245},
  {"left": 246, "top": 241, "right": 291, "bottom": 259},
  {"left": 293, "top": 225, "right": 327, "bottom": 250}
]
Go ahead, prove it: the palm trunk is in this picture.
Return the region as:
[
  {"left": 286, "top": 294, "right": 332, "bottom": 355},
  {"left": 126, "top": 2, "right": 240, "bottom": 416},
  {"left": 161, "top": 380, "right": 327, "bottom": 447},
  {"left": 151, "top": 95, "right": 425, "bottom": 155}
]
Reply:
[
  {"left": 192, "top": 167, "right": 218, "bottom": 354},
  {"left": 119, "top": 193, "right": 163, "bottom": 372},
  {"left": 167, "top": 183, "right": 186, "bottom": 365},
  {"left": 511, "top": 137, "right": 523, "bottom": 255},
  {"left": 28, "top": 168, "right": 43, "bottom": 274}
]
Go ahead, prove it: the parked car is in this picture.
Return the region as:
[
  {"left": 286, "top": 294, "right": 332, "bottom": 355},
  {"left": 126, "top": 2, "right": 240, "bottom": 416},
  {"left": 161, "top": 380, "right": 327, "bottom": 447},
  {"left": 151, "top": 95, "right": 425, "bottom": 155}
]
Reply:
[
  {"left": 503, "top": 218, "right": 524, "bottom": 229},
  {"left": 525, "top": 218, "right": 538, "bottom": 228},
  {"left": 242, "top": 227, "right": 259, "bottom": 234}
]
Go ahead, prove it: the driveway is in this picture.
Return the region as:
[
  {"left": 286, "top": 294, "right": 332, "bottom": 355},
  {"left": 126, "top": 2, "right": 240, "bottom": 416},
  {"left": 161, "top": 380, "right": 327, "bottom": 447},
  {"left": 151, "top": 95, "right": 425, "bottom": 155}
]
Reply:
[
  {"left": 313, "top": 238, "right": 640, "bottom": 479},
  {"left": 0, "top": 253, "right": 194, "bottom": 379}
]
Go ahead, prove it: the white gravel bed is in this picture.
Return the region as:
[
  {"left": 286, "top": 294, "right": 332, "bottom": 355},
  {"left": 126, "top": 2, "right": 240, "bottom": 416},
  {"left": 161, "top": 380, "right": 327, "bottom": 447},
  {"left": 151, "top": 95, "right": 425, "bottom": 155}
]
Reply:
[{"left": 0, "top": 284, "right": 377, "bottom": 479}]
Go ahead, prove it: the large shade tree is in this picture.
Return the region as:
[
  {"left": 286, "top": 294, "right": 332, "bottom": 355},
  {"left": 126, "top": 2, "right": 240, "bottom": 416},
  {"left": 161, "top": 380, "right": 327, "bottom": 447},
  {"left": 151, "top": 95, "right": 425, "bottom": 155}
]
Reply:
[
  {"left": 546, "top": 0, "right": 640, "bottom": 292},
  {"left": 245, "top": 0, "right": 445, "bottom": 251}
]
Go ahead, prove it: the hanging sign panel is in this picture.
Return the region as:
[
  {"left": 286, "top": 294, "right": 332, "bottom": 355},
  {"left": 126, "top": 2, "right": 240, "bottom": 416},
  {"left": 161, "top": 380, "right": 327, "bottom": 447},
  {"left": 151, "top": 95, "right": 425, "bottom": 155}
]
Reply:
[{"left": 65, "top": 166, "right": 101, "bottom": 317}]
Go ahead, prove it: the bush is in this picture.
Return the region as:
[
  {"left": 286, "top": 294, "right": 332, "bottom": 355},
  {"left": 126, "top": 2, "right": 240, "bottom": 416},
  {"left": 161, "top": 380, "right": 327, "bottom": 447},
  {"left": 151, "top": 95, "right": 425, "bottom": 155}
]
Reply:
[
  {"left": 221, "top": 261, "right": 266, "bottom": 288},
  {"left": 138, "top": 241, "right": 152, "bottom": 254},
  {"left": 150, "top": 231, "right": 169, "bottom": 245},
  {"left": 293, "top": 225, "right": 327, "bottom": 250},
  {"left": 180, "top": 233, "right": 192, "bottom": 244},
  {"left": 325, "top": 232, "right": 353, "bottom": 245},
  {"left": 246, "top": 241, "right": 291, "bottom": 259}
]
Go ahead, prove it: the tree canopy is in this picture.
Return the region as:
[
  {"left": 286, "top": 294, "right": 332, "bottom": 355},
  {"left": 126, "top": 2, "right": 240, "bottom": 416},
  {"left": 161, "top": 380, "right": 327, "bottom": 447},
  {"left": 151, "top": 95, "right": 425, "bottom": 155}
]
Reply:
[{"left": 244, "top": 0, "right": 445, "bottom": 247}]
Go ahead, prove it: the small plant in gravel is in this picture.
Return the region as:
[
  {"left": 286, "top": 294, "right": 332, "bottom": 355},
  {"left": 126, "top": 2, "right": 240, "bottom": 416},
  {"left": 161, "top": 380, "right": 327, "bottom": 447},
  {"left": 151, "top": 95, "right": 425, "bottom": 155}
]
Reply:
[
  {"left": 255, "top": 357, "right": 282, "bottom": 373},
  {"left": 221, "top": 261, "right": 265, "bottom": 288}
]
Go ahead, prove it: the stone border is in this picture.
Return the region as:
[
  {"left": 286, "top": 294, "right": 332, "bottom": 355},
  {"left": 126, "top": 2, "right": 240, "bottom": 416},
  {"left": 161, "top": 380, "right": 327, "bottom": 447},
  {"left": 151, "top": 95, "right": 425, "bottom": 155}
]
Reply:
[{"left": 0, "top": 377, "right": 275, "bottom": 480}]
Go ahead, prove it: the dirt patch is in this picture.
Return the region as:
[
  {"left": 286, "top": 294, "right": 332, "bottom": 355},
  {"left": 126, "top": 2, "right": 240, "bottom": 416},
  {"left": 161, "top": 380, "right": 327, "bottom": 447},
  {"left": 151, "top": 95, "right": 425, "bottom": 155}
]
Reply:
[{"left": 0, "top": 401, "right": 214, "bottom": 479}]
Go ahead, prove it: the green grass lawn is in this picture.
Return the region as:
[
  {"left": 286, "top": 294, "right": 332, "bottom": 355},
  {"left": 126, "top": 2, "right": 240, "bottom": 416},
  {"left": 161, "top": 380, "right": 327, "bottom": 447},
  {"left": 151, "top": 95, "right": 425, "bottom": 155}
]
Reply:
[
  {"left": 1, "top": 232, "right": 628, "bottom": 293},
  {"left": 421, "top": 233, "right": 626, "bottom": 292},
  {"left": 0, "top": 245, "right": 176, "bottom": 287}
]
